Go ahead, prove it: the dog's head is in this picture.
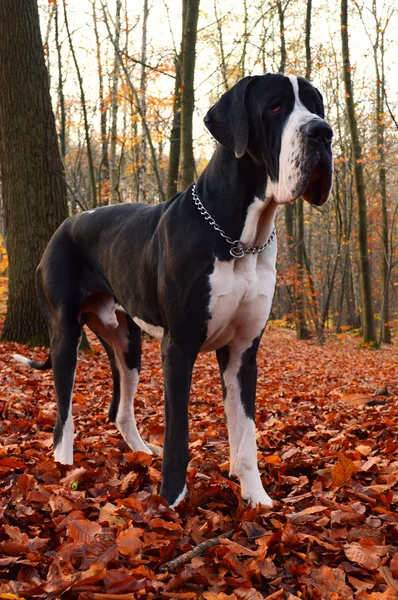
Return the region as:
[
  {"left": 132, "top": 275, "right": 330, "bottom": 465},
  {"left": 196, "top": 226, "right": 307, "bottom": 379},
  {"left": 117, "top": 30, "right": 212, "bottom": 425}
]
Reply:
[{"left": 204, "top": 73, "right": 333, "bottom": 206}]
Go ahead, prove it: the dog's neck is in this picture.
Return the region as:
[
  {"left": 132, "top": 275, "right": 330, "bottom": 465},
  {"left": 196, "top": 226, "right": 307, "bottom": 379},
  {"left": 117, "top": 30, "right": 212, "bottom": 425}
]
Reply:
[{"left": 196, "top": 145, "right": 276, "bottom": 246}]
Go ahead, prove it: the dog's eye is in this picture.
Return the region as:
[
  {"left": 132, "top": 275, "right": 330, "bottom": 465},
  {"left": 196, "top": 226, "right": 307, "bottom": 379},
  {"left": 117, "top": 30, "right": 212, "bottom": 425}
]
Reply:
[{"left": 270, "top": 102, "right": 281, "bottom": 113}]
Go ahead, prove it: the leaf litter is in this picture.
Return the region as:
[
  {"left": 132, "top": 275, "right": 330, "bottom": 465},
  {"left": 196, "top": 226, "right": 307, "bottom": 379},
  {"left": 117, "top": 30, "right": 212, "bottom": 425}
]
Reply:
[{"left": 0, "top": 318, "right": 397, "bottom": 599}]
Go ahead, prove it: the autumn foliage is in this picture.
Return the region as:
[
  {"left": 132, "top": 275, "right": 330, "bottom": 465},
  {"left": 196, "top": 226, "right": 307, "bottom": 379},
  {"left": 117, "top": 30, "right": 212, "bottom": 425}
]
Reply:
[{"left": 0, "top": 280, "right": 397, "bottom": 599}]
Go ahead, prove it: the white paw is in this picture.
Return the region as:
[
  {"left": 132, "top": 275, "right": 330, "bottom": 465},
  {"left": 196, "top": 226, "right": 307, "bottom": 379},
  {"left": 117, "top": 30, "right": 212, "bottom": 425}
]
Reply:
[
  {"left": 146, "top": 442, "right": 163, "bottom": 456},
  {"left": 125, "top": 439, "right": 154, "bottom": 455},
  {"left": 242, "top": 486, "right": 273, "bottom": 508},
  {"left": 54, "top": 445, "right": 74, "bottom": 465}
]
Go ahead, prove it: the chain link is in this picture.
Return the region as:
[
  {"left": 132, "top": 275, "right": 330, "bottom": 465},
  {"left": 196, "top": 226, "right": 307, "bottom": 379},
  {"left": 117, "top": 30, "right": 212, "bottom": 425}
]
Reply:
[{"left": 192, "top": 183, "right": 276, "bottom": 259}]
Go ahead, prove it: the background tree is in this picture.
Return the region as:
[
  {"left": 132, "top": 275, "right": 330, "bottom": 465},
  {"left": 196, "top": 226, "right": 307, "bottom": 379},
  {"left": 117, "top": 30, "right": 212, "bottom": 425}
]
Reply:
[
  {"left": 341, "top": 0, "right": 377, "bottom": 344},
  {"left": 0, "top": 0, "right": 68, "bottom": 345},
  {"left": 180, "top": 0, "right": 200, "bottom": 190}
]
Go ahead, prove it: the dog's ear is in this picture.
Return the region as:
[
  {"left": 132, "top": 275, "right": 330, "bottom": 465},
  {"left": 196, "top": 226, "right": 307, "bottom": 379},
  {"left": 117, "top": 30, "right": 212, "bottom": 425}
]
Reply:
[{"left": 203, "top": 76, "right": 260, "bottom": 158}]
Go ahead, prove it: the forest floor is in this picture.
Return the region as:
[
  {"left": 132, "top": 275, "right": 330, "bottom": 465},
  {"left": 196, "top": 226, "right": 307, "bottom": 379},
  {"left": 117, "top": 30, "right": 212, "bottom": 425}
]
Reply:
[{"left": 0, "top": 281, "right": 397, "bottom": 599}]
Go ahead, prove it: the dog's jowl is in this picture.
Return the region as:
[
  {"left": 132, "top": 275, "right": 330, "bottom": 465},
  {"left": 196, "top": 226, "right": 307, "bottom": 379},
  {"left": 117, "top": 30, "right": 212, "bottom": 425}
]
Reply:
[{"left": 14, "top": 73, "right": 333, "bottom": 508}]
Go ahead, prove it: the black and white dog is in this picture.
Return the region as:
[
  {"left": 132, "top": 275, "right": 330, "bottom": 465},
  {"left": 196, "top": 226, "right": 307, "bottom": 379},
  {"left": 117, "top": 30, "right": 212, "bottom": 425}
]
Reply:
[{"left": 15, "top": 74, "right": 333, "bottom": 508}]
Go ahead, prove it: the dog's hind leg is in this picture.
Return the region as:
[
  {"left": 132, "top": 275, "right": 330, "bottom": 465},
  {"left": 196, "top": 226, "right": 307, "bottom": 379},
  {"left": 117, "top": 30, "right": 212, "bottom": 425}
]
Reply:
[
  {"left": 217, "top": 338, "right": 273, "bottom": 508},
  {"left": 51, "top": 319, "right": 82, "bottom": 465},
  {"left": 111, "top": 317, "right": 163, "bottom": 455},
  {"left": 85, "top": 309, "right": 161, "bottom": 455}
]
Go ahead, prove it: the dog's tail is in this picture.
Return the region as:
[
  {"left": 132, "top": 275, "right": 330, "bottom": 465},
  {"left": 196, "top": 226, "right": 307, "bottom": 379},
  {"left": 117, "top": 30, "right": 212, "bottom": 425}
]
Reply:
[{"left": 13, "top": 353, "right": 52, "bottom": 371}]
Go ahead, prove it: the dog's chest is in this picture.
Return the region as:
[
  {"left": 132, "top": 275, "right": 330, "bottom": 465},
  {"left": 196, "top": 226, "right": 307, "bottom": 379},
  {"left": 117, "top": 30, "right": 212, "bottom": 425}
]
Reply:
[{"left": 202, "top": 239, "right": 277, "bottom": 352}]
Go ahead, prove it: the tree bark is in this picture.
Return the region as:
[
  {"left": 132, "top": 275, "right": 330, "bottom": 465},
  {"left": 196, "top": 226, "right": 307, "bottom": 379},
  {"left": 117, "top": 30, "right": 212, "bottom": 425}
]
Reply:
[
  {"left": 92, "top": 0, "right": 110, "bottom": 206},
  {"left": 166, "top": 54, "right": 182, "bottom": 199},
  {"left": 138, "top": 0, "right": 149, "bottom": 203},
  {"left": 109, "top": 0, "right": 122, "bottom": 204},
  {"left": 305, "top": 0, "right": 312, "bottom": 80},
  {"left": 214, "top": 0, "right": 229, "bottom": 92},
  {"left": 293, "top": 0, "right": 313, "bottom": 340},
  {"left": 180, "top": 0, "right": 200, "bottom": 190},
  {"left": 341, "top": 0, "right": 377, "bottom": 344},
  {"left": 63, "top": 0, "right": 97, "bottom": 208},
  {"left": 374, "top": 15, "right": 391, "bottom": 344},
  {"left": 0, "top": 0, "right": 68, "bottom": 345}
]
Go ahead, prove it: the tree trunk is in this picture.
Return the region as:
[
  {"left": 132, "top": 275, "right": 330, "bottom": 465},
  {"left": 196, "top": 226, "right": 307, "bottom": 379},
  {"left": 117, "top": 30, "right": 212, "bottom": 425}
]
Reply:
[
  {"left": 375, "top": 25, "right": 391, "bottom": 343},
  {"left": 138, "top": 0, "right": 149, "bottom": 203},
  {"left": 293, "top": 0, "right": 313, "bottom": 340},
  {"left": 277, "top": 0, "right": 287, "bottom": 74},
  {"left": 180, "top": 0, "right": 200, "bottom": 190},
  {"left": 109, "top": 0, "right": 122, "bottom": 204},
  {"left": 93, "top": 0, "right": 110, "bottom": 206},
  {"left": 55, "top": 5, "right": 66, "bottom": 160},
  {"left": 341, "top": 0, "right": 377, "bottom": 344},
  {"left": 0, "top": 0, "right": 68, "bottom": 345},
  {"left": 63, "top": 0, "right": 97, "bottom": 208},
  {"left": 295, "top": 198, "right": 310, "bottom": 339},
  {"left": 167, "top": 54, "right": 182, "bottom": 199},
  {"left": 214, "top": 0, "right": 229, "bottom": 92},
  {"left": 305, "top": 0, "right": 312, "bottom": 80}
]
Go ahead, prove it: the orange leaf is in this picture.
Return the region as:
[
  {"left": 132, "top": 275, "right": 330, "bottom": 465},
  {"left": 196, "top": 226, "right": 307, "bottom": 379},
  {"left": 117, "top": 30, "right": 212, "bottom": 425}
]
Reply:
[
  {"left": 263, "top": 454, "right": 282, "bottom": 466},
  {"left": 344, "top": 539, "right": 388, "bottom": 571},
  {"left": 331, "top": 454, "right": 355, "bottom": 487},
  {"left": 68, "top": 519, "right": 102, "bottom": 544},
  {"left": 151, "top": 518, "right": 183, "bottom": 531},
  {"left": 341, "top": 393, "right": 372, "bottom": 406},
  {"left": 116, "top": 526, "right": 143, "bottom": 558}
]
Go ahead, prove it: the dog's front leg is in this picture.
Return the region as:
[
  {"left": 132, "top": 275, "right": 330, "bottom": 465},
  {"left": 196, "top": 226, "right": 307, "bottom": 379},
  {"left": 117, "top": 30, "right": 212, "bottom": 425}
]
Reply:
[
  {"left": 159, "top": 335, "right": 197, "bottom": 507},
  {"left": 217, "top": 339, "right": 273, "bottom": 508}
]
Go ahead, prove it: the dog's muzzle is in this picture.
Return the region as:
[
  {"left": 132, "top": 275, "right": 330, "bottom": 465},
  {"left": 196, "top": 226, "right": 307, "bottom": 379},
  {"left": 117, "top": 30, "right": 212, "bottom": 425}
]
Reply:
[
  {"left": 300, "top": 119, "right": 334, "bottom": 207},
  {"left": 304, "top": 119, "right": 333, "bottom": 144}
]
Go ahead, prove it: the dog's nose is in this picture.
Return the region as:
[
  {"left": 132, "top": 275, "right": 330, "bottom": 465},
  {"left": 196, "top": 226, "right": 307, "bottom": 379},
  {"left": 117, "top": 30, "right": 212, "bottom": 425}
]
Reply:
[{"left": 305, "top": 119, "right": 333, "bottom": 143}]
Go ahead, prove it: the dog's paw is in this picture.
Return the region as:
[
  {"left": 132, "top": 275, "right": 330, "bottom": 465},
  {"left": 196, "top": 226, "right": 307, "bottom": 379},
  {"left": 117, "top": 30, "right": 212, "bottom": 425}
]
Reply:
[
  {"left": 169, "top": 485, "right": 187, "bottom": 508},
  {"left": 242, "top": 486, "right": 273, "bottom": 509},
  {"left": 146, "top": 443, "right": 163, "bottom": 456}
]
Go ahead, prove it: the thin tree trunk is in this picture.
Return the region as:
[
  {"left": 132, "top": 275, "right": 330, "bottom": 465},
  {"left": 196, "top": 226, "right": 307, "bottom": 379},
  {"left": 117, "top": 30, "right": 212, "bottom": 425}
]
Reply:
[
  {"left": 214, "top": 0, "right": 229, "bottom": 91},
  {"left": 109, "top": 0, "right": 122, "bottom": 204},
  {"left": 305, "top": 0, "right": 312, "bottom": 80},
  {"left": 277, "top": 0, "right": 287, "bottom": 74},
  {"left": 180, "top": 0, "right": 200, "bottom": 190},
  {"left": 92, "top": 0, "right": 109, "bottom": 206},
  {"left": 278, "top": 0, "right": 293, "bottom": 266},
  {"left": 341, "top": 0, "right": 377, "bottom": 344},
  {"left": 166, "top": 54, "right": 182, "bottom": 199},
  {"left": 55, "top": 6, "right": 66, "bottom": 160},
  {"left": 293, "top": 0, "right": 313, "bottom": 340},
  {"left": 375, "top": 21, "right": 391, "bottom": 343},
  {"left": 138, "top": 0, "right": 149, "bottom": 203},
  {"left": 240, "top": 0, "right": 248, "bottom": 77},
  {"left": 0, "top": 0, "right": 68, "bottom": 345},
  {"left": 63, "top": 0, "right": 97, "bottom": 208}
]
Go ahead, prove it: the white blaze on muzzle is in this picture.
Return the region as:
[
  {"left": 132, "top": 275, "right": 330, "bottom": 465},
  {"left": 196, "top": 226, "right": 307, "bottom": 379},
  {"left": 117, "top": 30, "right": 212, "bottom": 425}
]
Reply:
[{"left": 271, "top": 75, "right": 324, "bottom": 204}]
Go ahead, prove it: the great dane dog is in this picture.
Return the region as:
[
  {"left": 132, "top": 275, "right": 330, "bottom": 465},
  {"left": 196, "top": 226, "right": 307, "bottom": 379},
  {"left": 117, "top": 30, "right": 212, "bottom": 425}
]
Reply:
[{"left": 15, "top": 73, "right": 333, "bottom": 508}]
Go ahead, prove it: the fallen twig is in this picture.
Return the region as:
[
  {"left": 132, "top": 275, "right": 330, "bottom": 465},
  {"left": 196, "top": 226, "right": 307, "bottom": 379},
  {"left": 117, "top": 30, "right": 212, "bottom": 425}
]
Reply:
[{"left": 159, "top": 529, "right": 234, "bottom": 572}]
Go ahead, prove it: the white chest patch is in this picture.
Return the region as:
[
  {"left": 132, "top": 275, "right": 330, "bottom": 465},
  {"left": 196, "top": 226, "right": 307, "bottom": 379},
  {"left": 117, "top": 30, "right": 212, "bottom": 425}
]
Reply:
[{"left": 202, "top": 198, "right": 277, "bottom": 352}]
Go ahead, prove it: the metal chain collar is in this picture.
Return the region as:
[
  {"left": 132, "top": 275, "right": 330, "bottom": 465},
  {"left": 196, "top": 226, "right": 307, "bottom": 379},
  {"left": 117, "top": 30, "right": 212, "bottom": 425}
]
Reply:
[{"left": 192, "top": 183, "right": 277, "bottom": 258}]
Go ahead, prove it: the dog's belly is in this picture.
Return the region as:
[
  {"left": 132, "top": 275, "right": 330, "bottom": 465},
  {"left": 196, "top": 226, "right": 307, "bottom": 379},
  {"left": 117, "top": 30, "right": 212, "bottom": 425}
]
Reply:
[{"left": 201, "top": 252, "right": 277, "bottom": 352}]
